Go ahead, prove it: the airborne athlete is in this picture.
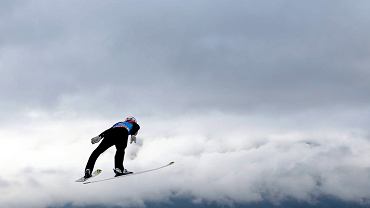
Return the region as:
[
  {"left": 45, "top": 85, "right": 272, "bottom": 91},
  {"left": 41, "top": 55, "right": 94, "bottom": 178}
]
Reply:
[{"left": 82, "top": 116, "right": 140, "bottom": 180}]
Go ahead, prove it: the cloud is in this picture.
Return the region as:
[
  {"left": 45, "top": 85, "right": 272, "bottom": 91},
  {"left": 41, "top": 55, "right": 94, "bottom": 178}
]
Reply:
[
  {"left": 1, "top": 113, "right": 370, "bottom": 207},
  {"left": 0, "top": 177, "right": 10, "bottom": 188},
  {"left": 1, "top": 0, "right": 370, "bottom": 120},
  {"left": 1, "top": 0, "right": 370, "bottom": 207}
]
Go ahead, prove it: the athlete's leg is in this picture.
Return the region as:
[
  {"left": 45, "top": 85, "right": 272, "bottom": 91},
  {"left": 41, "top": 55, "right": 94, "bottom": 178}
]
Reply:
[
  {"left": 114, "top": 135, "right": 129, "bottom": 171},
  {"left": 85, "top": 137, "right": 113, "bottom": 171}
]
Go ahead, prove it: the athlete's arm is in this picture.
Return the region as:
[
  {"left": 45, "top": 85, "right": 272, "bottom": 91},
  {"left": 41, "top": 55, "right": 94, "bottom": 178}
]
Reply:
[
  {"left": 99, "top": 128, "right": 111, "bottom": 138},
  {"left": 130, "top": 123, "right": 140, "bottom": 144}
]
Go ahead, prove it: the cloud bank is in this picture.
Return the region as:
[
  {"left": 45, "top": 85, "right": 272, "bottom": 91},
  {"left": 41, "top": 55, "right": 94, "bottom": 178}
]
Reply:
[
  {"left": 1, "top": 114, "right": 370, "bottom": 207},
  {"left": 1, "top": 0, "right": 370, "bottom": 118}
]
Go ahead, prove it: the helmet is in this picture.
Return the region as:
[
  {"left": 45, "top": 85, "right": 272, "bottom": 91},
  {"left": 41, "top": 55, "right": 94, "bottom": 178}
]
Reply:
[{"left": 125, "top": 116, "right": 137, "bottom": 123}]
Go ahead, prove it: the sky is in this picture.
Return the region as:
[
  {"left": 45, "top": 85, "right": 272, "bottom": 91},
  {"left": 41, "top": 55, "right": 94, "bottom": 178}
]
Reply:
[{"left": 1, "top": 0, "right": 370, "bottom": 207}]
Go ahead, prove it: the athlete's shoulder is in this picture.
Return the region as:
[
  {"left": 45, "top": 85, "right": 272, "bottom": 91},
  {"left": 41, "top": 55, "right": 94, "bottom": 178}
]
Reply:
[{"left": 112, "top": 121, "right": 125, "bottom": 127}]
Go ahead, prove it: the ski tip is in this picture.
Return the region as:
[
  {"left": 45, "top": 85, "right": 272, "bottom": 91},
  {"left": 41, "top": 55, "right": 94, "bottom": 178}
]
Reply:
[{"left": 169, "top": 161, "right": 175, "bottom": 165}]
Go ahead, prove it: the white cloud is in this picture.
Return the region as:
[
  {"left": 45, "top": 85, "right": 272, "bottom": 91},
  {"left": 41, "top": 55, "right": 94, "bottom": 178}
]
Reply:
[{"left": 1, "top": 112, "right": 370, "bottom": 207}]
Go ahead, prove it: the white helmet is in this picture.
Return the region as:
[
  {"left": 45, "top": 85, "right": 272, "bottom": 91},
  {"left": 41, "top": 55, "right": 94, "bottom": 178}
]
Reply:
[{"left": 125, "top": 116, "right": 137, "bottom": 123}]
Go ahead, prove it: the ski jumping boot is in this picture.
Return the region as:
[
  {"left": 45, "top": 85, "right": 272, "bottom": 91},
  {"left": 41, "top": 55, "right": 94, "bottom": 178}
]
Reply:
[
  {"left": 113, "top": 168, "right": 133, "bottom": 177},
  {"left": 84, "top": 169, "right": 92, "bottom": 179}
]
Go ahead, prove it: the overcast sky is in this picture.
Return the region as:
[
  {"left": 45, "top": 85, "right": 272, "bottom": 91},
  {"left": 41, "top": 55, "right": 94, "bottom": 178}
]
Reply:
[{"left": 1, "top": 0, "right": 370, "bottom": 207}]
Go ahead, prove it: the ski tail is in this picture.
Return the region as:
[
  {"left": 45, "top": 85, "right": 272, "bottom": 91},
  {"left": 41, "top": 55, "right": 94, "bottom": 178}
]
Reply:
[{"left": 75, "top": 169, "right": 102, "bottom": 182}]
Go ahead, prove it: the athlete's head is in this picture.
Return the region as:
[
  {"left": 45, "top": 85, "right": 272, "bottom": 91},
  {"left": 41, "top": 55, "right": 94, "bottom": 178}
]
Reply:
[{"left": 125, "top": 116, "right": 137, "bottom": 123}]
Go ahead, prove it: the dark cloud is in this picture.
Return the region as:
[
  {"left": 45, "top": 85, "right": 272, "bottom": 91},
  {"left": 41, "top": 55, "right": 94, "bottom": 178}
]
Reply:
[
  {"left": 1, "top": 0, "right": 370, "bottom": 119},
  {"left": 49, "top": 197, "right": 370, "bottom": 208}
]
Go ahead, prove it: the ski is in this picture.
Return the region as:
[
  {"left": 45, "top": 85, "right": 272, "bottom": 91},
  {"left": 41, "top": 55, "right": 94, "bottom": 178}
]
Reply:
[
  {"left": 75, "top": 169, "right": 102, "bottom": 182},
  {"left": 83, "top": 161, "right": 175, "bottom": 184}
]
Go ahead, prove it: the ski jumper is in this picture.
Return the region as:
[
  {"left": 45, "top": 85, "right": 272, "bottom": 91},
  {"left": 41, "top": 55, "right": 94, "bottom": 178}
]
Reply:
[{"left": 85, "top": 121, "right": 140, "bottom": 172}]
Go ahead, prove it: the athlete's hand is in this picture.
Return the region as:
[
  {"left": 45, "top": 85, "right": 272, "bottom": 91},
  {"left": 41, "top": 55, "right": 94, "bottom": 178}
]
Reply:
[
  {"left": 91, "top": 136, "right": 102, "bottom": 144},
  {"left": 130, "top": 135, "right": 137, "bottom": 144}
]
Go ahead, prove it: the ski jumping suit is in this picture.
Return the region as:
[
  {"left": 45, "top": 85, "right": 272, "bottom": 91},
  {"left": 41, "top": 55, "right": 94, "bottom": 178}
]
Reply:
[{"left": 85, "top": 121, "right": 140, "bottom": 171}]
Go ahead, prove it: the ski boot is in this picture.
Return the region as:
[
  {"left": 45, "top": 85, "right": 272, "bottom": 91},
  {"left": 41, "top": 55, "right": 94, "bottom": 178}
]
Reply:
[
  {"left": 84, "top": 169, "right": 92, "bottom": 179},
  {"left": 113, "top": 168, "right": 133, "bottom": 177}
]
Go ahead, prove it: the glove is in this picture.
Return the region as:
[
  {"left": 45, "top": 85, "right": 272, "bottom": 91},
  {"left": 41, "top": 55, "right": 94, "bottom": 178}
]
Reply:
[
  {"left": 130, "top": 135, "right": 137, "bottom": 144},
  {"left": 91, "top": 136, "right": 102, "bottom": 144}
]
